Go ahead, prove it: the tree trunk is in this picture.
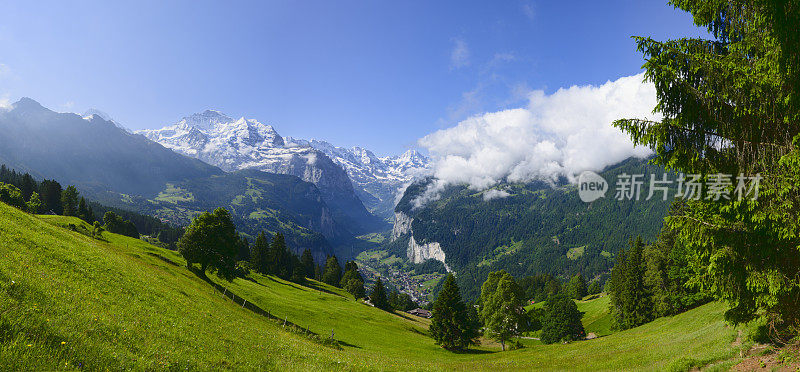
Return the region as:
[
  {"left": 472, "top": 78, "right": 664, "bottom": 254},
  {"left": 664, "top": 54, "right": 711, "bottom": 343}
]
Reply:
[{"left": 501, "top": 339, "right": 505, "bottom": 351}]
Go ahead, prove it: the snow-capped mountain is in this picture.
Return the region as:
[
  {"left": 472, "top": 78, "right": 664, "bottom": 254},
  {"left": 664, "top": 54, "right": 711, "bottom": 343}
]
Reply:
[
  {"left": 137, "top": 110, "right": 385, "bottom": 234},
  {"left": 285, "top": 138, "right": 431, "bottom": 219}
]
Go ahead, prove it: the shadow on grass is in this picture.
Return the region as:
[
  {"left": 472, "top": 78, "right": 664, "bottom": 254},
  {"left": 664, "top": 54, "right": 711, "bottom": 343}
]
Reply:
[
  {"left": 188, "top": 267, "right": 360, "bottom": 349},
  {"left": 304, "top": 281, "right": 347, "bottom": 298}
]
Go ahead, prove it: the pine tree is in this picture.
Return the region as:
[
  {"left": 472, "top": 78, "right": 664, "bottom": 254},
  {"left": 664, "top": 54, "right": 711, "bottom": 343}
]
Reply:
[
  {"left": 613, "top": 0, "right": 800, "bottom": 335},
  {"left": 608, "top": 236, "right": 653, "bottom": 330},
  {"left": 77, "top": 197, "right": 90, "bottom": 223},
  {"left": 322, "top": 256, "right": 342, "bottom": 287},
  {"left": 60, "top": 185, "right": 79, "bottom": 217},
  {"left": 587, "top": 281, "right": 601, "bottom": 296},
  {"left": 291, "top": 266, "right": 306, "bottom": 284},
  {"left": 429, "top": 274, "right": 480, "bottom": 351},
  {"left": 370, "top": 278, "right": 389, "bottom": 310},
  {"left": 268, "top": 233, "right": 290, "bottom": 278},
  {"left": 567, "top": 274, "right": 587, "bottom": 300},
  {"left": 250, "top": 232, "right": 270, "bottom": 274},
  {"left": 39, "top": 179, "right": 63, "bottom": 214},
  {"left": 300, "top": 249, "right": 315, "bottom": 278}
]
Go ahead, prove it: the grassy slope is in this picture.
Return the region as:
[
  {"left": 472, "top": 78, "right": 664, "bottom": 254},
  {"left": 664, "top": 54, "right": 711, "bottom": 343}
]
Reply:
[{"left": 0, "top": 203, "right": 747, "bottom": 371}]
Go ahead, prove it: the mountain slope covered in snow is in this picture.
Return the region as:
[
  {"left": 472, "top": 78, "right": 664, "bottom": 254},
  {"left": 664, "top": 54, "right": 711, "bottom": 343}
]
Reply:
[
  {"left": 138, "top": 111, "right": 386, "bottom": 234},
  {"left": 286, "top": 138, "right": 430, "bottom": 219}
]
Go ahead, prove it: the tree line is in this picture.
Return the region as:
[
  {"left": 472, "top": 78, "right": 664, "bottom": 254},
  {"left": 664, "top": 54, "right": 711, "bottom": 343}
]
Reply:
[
  {"left": 0, "top": 164, "right": 183, "bottom": 248},
  {"left": 176, "top": 206, "right": 419, "bottom": 313}
]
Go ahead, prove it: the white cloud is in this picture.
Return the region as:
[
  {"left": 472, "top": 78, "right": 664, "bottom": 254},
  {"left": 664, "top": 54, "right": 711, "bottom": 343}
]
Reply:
[
  {"left": 450, "top": 39, "right": 470, "bottom": 69},
  {"left": 483, "top": 189, "right": 510, "bottom": 201},
  {"left": 418, "top": 73, "right": 657, "bottom": 197},
  {"left": 411, "top": 179, "right": 448, "bottom": 210},
  {"left": 0, "top": 95, "right": 11, "bottom": 110}
]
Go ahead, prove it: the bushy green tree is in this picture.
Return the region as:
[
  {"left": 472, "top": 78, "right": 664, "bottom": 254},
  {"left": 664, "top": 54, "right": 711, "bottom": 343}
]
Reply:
[
  {"left": 91, "top": 221, "right": 104, "bottom": 238},
  {"left": 178, "top": 208, "right": 238, "bottom": 280},
  {"left": 60, "top": 185, "right": 79, "bottom": 217},
  {"left": 0, "top": 183, "right": 25, "bottom": 210},
  {"left": 613, "top": 0, "right": 800, "bottom": 337},
  {"left": 343, "top": 277, "right": 365, "bottom": 299},
  {"left": 567, "top": 274, "right": 587, "bottom": 300},
  {"left": 429, "top": 274, "right": 481, "bottom": 351},
  {"left": 26, "top": 191, "right": 42, "bottom": 214},
  {"left": 322, "top": 256, "right": 342, "bottom": 287},
  {"left": 340, "top": 264, "right": 364, "bottom": 298},
  {"left": 480, "top": 270, "right": 525, "bottom": 351},
  {"left": 540, "top": 292, "right": 585, "bottom": 344},
  {"left": 370, "top": 278, "right": 390, "bottom": 310},
  {"left": 587, "top": 281, "right": 602, "bottom": 296}
]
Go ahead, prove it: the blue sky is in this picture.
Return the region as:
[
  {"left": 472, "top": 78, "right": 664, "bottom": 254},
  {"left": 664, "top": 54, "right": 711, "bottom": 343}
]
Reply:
[{"left": 0, "top": 0, "right": 705, "bottom": 156}]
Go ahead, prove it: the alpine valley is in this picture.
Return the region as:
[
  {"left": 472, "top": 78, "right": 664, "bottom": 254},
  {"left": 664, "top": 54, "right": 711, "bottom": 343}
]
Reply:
[{"left": 0, "top": 98, "right": 670, "bottom": 301}]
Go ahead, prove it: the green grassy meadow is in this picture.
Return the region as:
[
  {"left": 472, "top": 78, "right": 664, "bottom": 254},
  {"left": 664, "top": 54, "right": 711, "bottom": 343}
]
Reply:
[{"left": 0, "top": 203, "right": 752, "bottom": 370}]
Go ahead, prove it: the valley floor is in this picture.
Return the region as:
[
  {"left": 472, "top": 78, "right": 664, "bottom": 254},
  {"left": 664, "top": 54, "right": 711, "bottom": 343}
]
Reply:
[{"left": 0, "top": 203, "right": 757, "bottom": 371}]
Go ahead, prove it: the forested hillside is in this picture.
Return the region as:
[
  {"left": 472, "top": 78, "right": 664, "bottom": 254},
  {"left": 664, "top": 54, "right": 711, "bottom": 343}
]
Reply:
[{"left": 393, "top": 157, "right": 674, "bottom": 300}]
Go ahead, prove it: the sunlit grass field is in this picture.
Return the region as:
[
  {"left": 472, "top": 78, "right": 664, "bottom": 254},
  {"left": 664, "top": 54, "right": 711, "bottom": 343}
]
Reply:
[{"left": 0, "top": 202, "right": 751, "bottom": 370}]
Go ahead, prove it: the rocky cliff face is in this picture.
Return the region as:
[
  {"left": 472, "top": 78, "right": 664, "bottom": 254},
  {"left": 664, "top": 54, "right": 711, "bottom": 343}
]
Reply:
[
  {"left": 287, "top": 138, "right": 431, "bottom": 220},
  {"left": 390, "top": 211, "right": 450, "bottom": 272},
  {"left": 138, "top": 110, "right": 384, "bottom": 235}
]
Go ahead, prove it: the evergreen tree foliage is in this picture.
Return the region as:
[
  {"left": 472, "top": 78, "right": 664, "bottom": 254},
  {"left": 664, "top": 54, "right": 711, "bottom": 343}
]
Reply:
[
  {"left": 178, "top": 208, "right": 238, "bottom": 280},
  {"left": 587, "top": 281, "right": 602, "bottom": 296},
  {"left": 429, "top": 274, "right": 480, "bottom": 351},
  {"left": 60, "top": 185, "right": 79, "bottom": 217},
  {"left": 291, "top": 266, "right": 306, "bottom": 284},
  {"left": 607, "top": 237, "right": 653, "bottom": 330},
  {"left": 38, "top": 179, "right": 63, "bottom": 214},
  {"left": 370, "top": 278, "right": 390, "bottom": 310},
  {"left": 78, "top": 197, "right": 91, "bottom": 223},
  {"left": 250, "top": 231, "right": 270, "bottom": 274},
  {"left": 567, "top": 273, "right": 588, "bottom": 300},
  {"left": 19, "top": 173, "right": 35, "bottom": 201},
  {"left": 301, "top": 249, "right": 315, "bottom": 278},
  {"left": 343, "top": 276, "right": 365, "bottom": 299},
  {"left": 479, "top": 270, "right": 525, "bottom": 351},
  {"left": 322, "top": 255, "right": 342, "bottom": 287},
  {"left": 26, "top": 192, "right": 42, "bottom": 214},
  {"left": 268, "top": 233, "right": 291, "bottom": 279},
  {"left": 102, "top": 211, "right": 138, "bottom": 238},
  {"left": 540, "top": 291, "right": 586, "bottom": 344},
  {"left": 235, "top": 236, "right": 250, "bottom": 262},
  {"left": 613, "top": 0, "right": 800, "bottom": 336}
]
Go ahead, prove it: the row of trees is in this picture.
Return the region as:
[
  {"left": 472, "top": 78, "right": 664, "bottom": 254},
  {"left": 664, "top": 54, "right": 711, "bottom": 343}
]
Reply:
[
  {"left": 0, "top": 164, "right": 182, "bottom": 247},
  {"left": 429, "top": 270, "right": 586, "bottom": 352},
  {"left": 607, "top": 227, "right": 709, "bottom": 331}
]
